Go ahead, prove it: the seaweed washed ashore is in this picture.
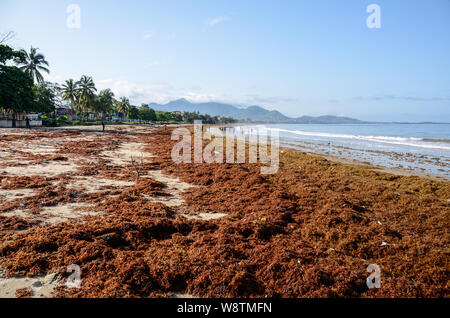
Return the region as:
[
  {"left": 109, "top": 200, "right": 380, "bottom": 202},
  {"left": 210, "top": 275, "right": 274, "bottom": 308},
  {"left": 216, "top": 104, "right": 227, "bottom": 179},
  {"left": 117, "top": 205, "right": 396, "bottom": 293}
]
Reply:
[{"left": 0, "top": 125, "right": 448, "bottom": 298}]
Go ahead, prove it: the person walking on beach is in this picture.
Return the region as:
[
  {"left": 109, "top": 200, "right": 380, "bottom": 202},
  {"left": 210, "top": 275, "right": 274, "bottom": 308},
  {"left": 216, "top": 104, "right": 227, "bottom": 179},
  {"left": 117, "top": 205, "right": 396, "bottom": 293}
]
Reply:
[
  {"left": 101, "top": 121, "right": 105, "bottom": 132},
  {"left": 26, "top": 117, "right": 30, "bottom": 129}
]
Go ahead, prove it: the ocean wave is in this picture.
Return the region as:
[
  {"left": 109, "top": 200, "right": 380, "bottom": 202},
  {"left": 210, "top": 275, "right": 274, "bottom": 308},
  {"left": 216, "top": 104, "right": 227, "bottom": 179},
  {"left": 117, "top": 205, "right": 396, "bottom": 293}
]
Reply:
[
  {"left": 423, "top": 138, "right": 450, "bottom": 143},
  {"left": 267, "top": 128, "right": 450, "bottom": 150}
]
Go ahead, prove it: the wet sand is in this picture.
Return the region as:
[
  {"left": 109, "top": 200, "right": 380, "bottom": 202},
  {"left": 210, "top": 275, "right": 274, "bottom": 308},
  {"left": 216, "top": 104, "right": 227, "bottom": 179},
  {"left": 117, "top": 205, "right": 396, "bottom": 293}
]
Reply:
[{"left": 0, "top": 125, "right": 448, "bottom": 298}]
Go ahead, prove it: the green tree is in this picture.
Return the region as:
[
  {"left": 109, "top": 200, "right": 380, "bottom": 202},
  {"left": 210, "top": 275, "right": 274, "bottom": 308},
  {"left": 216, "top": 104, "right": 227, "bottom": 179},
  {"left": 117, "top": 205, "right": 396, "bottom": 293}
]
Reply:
[
  {"left": 116, "top": 97, "right": 130, "bottom": 120},
  {"left": 138, "top": 104, "right": 156, "bottom": 121},
  {"left": 94, "top": 89, "right": 115, "bottom": 119},
  {"left": 33, "top": 82, "right": 57, "bottom": 114},
  {"left": 181, "top": 111, "right": 236, "bottom": 124},
  {"left": 127, "top": 105, "right": 140, "bottom": 120},
  {"left": 0, "top": 44, "right": 35, "bottom": 122},
  {"left": 16, "top": 46, "right": 49, "bottom": 84},
  {"left": 155, "top": 111, "right": 182, "bottom": 122},
  {"left": 148, "top": 108, "right": 157, "bottom": 122},
  {"left": 156, "top": 110, "right": 171, "bottom": 122},
  {"left": 171, "top": 113, "right": 182, "bottom": 122},
  {"left": 0, "top": 64, "right": 35, "bottom": 114},
  {"left": 77, "top": 75, "right": 97, "bottom": 120},
  {"left": 0, "top": 44, "right": 24, "bottom": 64},
  {"left": 60, "top": 79, "right": 80, "bottom": 114}
]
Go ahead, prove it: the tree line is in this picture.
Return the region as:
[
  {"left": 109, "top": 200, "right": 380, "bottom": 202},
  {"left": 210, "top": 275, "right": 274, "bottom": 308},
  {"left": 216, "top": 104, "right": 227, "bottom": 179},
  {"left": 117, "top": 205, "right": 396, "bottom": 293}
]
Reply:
[
  {"left": 0, "top": 44, "right": 54, "bottom": 118},
  {"left": 0, "top": 42, "right": 238, "bottom": 125}
]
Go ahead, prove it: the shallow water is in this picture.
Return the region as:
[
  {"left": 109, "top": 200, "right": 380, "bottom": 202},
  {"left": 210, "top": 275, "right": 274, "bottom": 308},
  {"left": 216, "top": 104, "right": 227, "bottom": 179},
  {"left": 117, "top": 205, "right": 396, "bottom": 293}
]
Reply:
[{"left": 232, "top": 124, "right": 450, "bottom": 179}]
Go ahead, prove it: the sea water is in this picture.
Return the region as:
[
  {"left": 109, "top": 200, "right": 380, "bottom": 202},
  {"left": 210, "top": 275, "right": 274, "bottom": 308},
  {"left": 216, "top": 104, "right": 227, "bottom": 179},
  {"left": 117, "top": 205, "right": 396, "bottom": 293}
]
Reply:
[{"left": 233, "top": 123, "right": 450, "bottom": 179}]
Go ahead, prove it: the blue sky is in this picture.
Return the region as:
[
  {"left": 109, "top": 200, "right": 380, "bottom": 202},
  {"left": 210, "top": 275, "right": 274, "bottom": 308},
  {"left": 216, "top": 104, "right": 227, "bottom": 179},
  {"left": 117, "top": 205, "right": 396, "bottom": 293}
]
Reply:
[{"left": 1, "top": 0, "right": 449, "bottom": 122}]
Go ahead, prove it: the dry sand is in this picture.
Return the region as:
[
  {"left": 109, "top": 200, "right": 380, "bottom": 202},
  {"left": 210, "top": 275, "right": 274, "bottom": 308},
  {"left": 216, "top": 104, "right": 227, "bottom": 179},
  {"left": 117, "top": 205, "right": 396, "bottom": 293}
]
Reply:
[
  {"left": 65, "top": 176, "right": 135, "bottom": 194},
  {"left": 0, "top": 161, "right": 78, "bottom": 177},
  {"left": 101, "top": 141, "right": 154, "bottom": 166},
  {"left": 144, "top": 170, "right": 196, "bottom": 207},
  {"left": 0, "top": 269, "right": 60, "bottom": 298},
  {"left": 0, "top": 188, "right": 35, "bottom": 202}
]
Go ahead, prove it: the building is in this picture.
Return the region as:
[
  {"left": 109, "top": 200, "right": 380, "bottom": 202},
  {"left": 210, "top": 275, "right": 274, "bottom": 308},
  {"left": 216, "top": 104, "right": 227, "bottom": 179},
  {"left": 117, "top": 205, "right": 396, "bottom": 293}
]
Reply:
[
  {"left": 26, "top": 113, "right": 43, "bottom": 127},
  {"left": 0, "top": 113, "right": 42, "bottom": 128}
]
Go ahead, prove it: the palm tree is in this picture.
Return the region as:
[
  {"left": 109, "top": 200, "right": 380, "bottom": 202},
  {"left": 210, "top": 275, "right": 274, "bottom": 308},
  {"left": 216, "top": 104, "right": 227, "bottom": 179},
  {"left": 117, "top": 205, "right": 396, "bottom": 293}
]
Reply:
[
  {"left": 16, "top": 46, "right": 50, "bottom": 83},
  {"left": 116, "top": 97, "right": 130, "bottom": 120},
  {"left": 60, "top": 79, "right": 80, "bottom": 115},
  {"left": 95, "top": 89, "right": 115, "bottom": 120},
  {"left": 77, "top": 75, "right": 97, "bottom": 120}
]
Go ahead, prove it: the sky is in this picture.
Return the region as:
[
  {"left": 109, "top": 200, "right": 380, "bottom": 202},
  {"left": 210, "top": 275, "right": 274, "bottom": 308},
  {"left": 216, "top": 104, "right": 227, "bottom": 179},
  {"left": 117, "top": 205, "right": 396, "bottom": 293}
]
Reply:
[{"left": 1, "top": 0, "right": 449, "bottom": 122}]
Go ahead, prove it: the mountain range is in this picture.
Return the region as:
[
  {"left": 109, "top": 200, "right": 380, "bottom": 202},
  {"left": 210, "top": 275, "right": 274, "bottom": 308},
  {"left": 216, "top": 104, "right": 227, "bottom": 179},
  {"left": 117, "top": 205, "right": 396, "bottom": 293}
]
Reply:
[{"left": 148, "top": 99, "right": 365, "bottom": 124}]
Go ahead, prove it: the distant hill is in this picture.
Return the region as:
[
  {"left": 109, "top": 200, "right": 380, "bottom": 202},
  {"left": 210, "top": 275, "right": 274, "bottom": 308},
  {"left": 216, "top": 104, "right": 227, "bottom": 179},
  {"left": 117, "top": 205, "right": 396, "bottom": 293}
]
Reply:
[
  {"left": 294, "top": 115, "right": 365, "bottom": 124},
  {"left": 148, "top": 98, "right": 365, "bottom": 124}
]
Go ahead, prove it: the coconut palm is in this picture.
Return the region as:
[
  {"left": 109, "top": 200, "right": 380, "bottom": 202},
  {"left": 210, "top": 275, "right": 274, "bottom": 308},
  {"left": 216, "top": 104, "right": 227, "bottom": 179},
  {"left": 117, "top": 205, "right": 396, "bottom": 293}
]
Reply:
[
  {"left": 95, "top": 89, "right": 115, "bottom": 119},
  {"left": 77, "top": 75, "right": 97, "bottom": 119},
  {"left": 116, "top": 97, "right": 130, "bottom": 120},
  {"left": 16, "top": 46, "right": 50, "bottom": 83},
  {"left": 60, "top": 79, "right": 80, "bottom": 113}
]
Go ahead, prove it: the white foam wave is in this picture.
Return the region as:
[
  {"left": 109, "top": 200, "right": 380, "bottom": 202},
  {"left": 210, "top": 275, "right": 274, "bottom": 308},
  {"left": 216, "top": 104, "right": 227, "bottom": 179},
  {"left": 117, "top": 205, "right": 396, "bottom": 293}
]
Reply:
[{"left": 266, "top": 128, "right": 450, "bottom": 150}]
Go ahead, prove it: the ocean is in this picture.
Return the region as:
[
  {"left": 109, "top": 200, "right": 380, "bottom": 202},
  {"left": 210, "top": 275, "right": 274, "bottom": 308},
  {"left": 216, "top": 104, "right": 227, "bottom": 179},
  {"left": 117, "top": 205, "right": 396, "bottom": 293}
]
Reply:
[{"left": 233, "top": 123, "right": 450, "bottom": 179}]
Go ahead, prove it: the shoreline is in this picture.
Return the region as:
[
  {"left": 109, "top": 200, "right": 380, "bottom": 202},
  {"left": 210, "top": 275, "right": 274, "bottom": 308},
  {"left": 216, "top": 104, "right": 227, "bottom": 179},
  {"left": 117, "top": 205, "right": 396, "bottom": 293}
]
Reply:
[
  {"left": 313, "top": 151, "right": 448, "bottom": 182},
  {"left": 0, "top": 125, "right": 448, "bottom": 298},
  {"left": 2, "top": 124, "right": 446, "bottom": 181},
  {"left": 207, "top": 123, "right": 450, "bottom": 181}
]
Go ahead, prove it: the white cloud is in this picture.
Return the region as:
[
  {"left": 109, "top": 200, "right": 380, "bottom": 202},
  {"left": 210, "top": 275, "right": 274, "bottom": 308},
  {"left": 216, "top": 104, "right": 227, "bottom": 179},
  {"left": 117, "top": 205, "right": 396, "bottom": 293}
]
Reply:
[
  {"left": 143, "top": 32, "right": 153, "bottom": 39},
  {"left": 94, "top": 79, "right": 240, "bottom": 106},
  {"left": 182, "top": 92, "right": 223, "bottom": 103},
  {"left": 96, "top": 79, "right": 175, "bottom": 105},
  {"left": 207, "top": 16, "right": 229, "bottom": 27},
  {"left": 43, "top": 73, "right": 292, "bottom": 108},
  {"left": 46, "top": 77, "right": 292, "bottom": 109}
]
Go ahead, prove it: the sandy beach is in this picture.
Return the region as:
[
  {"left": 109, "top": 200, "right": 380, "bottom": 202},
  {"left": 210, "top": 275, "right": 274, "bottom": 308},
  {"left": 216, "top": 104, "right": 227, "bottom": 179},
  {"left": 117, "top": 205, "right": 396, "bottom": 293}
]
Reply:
[{"left": 0, "top": 125, "right": 448, "bottom": 298}]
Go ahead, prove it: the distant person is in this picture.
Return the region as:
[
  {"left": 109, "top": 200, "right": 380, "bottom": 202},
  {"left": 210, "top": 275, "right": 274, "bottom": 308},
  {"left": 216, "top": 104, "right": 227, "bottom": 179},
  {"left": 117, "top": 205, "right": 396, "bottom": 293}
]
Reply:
[
  {"left": 164, "top": 124, "right": 167, "bottom": 130},
  {"left": 102, "top": 121, "right": 105, "bottom": 132},
  {"left": 26, "top": 117, "right": 30, "bottom": 129}
]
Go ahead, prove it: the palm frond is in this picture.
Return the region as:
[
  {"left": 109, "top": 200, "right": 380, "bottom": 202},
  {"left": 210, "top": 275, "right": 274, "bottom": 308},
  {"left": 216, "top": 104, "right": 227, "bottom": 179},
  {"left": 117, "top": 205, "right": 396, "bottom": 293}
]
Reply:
[
  {"left": 36, "top": 65, "right": 50, "bottom": 73},
  {"left": 35, "top": 71, "right": 44, "bottom": 83},
  {"left": 16, "top": 47, "right": 50, "bottom": 84}
]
